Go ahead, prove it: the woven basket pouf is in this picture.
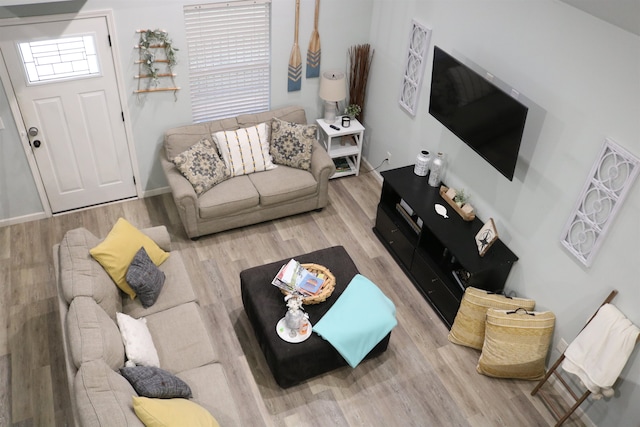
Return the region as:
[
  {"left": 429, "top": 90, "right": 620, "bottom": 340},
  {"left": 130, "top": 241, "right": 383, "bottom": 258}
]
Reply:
[
  {"left": 448, "top": 287, "right": 535, "bottom": 350},
  {"left": 477, "top": 308, "right": 556, "bottom": 380},
  {"left": 281, "top": 263, "right": 335, "bottom": 305}
]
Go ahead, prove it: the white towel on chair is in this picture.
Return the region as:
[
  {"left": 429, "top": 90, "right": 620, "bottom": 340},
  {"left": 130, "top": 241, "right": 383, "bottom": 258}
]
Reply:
[{"left": 562, "top": 303, "right": 639, "bottom": 399}]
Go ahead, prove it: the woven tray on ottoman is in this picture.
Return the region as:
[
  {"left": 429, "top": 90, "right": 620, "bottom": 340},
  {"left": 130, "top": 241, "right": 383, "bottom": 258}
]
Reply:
[{"left": 280, "top": 263, "right": 336, "bottom": 304}]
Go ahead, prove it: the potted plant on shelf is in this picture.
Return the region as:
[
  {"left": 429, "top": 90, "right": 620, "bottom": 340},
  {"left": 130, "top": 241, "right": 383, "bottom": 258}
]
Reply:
[
  {"left": 344, "top": 104, "right": 361, "bottom": 119},
  {"left": 453, "top": 189, "right": 468, "bottom": 207}
]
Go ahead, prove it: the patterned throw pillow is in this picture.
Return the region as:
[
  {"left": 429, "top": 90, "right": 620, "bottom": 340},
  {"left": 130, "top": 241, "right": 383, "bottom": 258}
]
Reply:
[
  {"left": 212, "top": 122, "right": 275, "bottom": 177},
  {"left": 126, "top": 247, "right": 166, "bottom": 309},
  {"left": 120, "top": 366, "right": 192, "bottom": 399},
  {"left": 270, "top": 118, "right": 316, "bottom": 171},
  {"left": 172, "top": 138, "right": 229, "bottom": 195}
]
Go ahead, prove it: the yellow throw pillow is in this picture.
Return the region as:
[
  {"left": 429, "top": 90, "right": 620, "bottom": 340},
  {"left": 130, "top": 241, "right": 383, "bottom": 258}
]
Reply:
[
  {"left": 133, "top": 397, "right": 220, "bottom": 427},
  {"left": 89, "top": 218, "right": 170, "bottom": 299}
]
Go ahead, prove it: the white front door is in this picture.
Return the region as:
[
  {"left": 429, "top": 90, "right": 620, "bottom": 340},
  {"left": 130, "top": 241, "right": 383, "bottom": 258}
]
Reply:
[{"left": 0, "top": 16, "right": 136, "bottom": 213}]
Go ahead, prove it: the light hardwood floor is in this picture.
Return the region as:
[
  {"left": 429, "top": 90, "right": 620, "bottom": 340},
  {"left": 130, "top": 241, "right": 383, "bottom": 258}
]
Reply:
[{"left": 0, "top": 170, "right": 585, "bottom": 427}]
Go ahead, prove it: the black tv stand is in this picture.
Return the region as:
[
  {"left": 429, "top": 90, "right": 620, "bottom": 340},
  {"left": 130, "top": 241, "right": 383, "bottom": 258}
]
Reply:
[{"left": 373, "top": 166, "right": 518, "bottom": 328}]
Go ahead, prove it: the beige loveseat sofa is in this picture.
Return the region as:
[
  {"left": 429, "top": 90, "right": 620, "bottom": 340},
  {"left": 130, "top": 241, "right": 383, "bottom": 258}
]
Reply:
[
  {"left": 56, "top": 225, "right": 241, "bottom": 426},
  {"left": 160, "top": 105, "right": 335, "bottom": 239}
]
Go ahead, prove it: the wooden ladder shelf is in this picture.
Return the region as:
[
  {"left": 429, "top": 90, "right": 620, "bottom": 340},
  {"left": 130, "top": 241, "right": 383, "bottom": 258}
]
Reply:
[{"left": 531, "top": 290, "right": 639, "bottom": 426}]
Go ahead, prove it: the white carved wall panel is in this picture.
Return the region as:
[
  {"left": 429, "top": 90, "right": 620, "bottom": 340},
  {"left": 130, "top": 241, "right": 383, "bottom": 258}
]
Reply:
[
  {"left": 561, "top": 138, "right": 639, "bottom": 267},
  {"left": 398, "top": 20, "right": 431, "bottom": 117}
]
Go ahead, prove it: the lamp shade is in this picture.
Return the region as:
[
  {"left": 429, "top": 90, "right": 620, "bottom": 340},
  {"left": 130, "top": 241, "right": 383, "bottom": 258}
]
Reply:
[{"left": 319, "top": 70, "right": 346, "bottom": 102}]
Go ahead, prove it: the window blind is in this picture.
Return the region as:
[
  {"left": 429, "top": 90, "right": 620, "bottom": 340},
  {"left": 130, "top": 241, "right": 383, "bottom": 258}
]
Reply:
[{"left": 184, "top": 0, "right": 271, "bottom": 123}]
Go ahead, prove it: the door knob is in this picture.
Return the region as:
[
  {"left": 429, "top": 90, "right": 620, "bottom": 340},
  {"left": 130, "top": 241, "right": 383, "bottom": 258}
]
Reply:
[
  {"left": 33, "top": 140, "right": 41, "bottom": 148},
  {"left": 28, "top": 127, "right": 38, "bottom": 137}
]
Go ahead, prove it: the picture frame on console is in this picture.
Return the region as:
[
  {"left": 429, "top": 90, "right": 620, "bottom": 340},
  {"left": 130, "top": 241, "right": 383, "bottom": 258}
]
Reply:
[{"left": 475, "top": 218, "right": 498, "bottom": 257}]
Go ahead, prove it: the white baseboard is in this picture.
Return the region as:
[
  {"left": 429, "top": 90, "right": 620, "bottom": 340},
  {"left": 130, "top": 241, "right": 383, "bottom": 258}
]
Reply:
[
  {"left": 361, "top": 157, "right": 384, "bottom": 183},
  {"left": 0, "top": 211, "right": 47, "bottom": 227},
  {"left": 0, "top": 187, "right": 171, "bottom": 228},
  {"left": 142, "top": 186, "right": 171, "bottom": 198}
]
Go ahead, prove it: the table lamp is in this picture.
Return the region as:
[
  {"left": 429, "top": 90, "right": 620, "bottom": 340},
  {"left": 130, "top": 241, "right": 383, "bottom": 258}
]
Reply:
[{"left": 319, "top": 70, "right": 346, "bottom": 123}]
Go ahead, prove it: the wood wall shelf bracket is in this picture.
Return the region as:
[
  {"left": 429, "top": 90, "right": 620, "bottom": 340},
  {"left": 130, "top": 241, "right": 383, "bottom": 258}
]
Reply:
[
  {"left": 135, "top": 29, "right": 179, "bottom": 98},
  {"left": 134, "top": 87, "right": 180, "bottom": 93},
  {"left": 135, "top": 73, "right": 177, "bottom": 79}
]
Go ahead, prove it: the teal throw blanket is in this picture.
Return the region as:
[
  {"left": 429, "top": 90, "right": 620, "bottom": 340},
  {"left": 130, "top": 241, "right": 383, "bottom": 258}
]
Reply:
[{"left": 313, "top": 274, "right": 397, "bottom": 368}]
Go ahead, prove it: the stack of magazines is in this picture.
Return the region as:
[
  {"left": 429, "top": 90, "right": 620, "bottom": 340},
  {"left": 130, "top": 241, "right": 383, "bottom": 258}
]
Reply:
[{"left": 272, "top": 259, "right": 325, "bottom": 296}]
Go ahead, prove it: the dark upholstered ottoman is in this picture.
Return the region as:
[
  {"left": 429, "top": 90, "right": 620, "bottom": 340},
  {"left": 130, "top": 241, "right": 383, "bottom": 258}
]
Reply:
[{"left": 240, "top": 246, "right": 391, "bottom": 388}]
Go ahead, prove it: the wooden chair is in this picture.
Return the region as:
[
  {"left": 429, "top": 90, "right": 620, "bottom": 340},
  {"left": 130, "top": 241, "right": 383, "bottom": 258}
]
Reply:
[{"left": 531, "top": 290, "right": 640, "bottom": 426}]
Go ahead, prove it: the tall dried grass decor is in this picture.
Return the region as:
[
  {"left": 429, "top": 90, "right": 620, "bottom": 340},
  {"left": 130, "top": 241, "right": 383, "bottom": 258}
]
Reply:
[{"left": 347, "top": 44, "right": 374, "bottom": 121}]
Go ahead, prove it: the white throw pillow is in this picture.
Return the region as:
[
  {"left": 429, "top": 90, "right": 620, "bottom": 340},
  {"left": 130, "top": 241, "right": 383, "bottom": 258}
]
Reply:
[
  {"left": 212, "top": 122, "right": 275, "bottom": 177},
  {"left": 116, "top": 312, "right": 160, "bottom": 367}
]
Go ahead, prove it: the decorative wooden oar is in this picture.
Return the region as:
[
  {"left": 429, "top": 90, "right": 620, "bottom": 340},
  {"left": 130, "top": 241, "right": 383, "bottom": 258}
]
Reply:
[
  {"left": 306, "top": 0, "right": 321, "bottom": 78},
  {"left": 287, "top": 0, "right": 302, "bottom": 91}
]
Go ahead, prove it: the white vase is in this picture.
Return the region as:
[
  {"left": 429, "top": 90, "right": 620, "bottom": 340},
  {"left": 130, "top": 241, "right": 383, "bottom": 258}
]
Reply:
[
  {"left": 414, "top": 150, "right": 431, "bottom": 176},
  {"left": 428, "top": 152, "right": 446, "bottom": 187}
]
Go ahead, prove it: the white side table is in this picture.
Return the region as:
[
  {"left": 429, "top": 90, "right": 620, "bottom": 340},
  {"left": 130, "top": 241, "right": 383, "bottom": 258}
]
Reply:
[{"left": 316, "top": 117, "right": 364, "bottom": 179}]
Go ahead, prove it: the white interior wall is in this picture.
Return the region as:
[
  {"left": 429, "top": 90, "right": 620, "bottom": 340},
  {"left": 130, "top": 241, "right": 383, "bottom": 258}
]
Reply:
[
  {"left": 0, "top": 0, "right": 372, "bottom": 217},
  {"left": 0, "top": 1, "right": 638, "bottom": 423},
  {"left": 364, "top": 1, "right": 639, "bottom": 425}
]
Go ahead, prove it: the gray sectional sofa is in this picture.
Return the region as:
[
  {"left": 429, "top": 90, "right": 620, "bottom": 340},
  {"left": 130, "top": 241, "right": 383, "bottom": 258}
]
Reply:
[
  {"left": 55, "top": 225, "right": 241, "bottom": 426},
  {"left": 160, "top": 105, "right": 335, "bottom": 239}
]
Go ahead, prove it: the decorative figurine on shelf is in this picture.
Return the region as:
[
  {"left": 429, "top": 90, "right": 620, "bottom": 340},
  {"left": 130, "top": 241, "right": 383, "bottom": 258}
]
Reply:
[{"left": 284, "top": 294, "right": 307, "bottom": 337}]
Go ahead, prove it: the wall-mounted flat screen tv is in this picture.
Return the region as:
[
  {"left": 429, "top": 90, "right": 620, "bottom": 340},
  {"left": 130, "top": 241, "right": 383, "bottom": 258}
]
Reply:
[{"left": 428, "top": 46, "right": 528, "bottom": 181}]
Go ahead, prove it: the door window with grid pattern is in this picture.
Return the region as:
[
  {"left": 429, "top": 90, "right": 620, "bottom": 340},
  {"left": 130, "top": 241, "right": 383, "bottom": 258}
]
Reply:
[{"left": 18, "top": 34, "right": 100, "bottom": 84}]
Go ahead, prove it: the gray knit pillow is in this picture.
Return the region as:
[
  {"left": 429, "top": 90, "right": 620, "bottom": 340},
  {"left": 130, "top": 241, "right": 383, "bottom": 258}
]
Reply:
[
  {"left": 120, "top": 366, "right": 192, "bottom": 398},
  {"left": 126, "top": 247, "right": 165, "bottom": 308}
]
